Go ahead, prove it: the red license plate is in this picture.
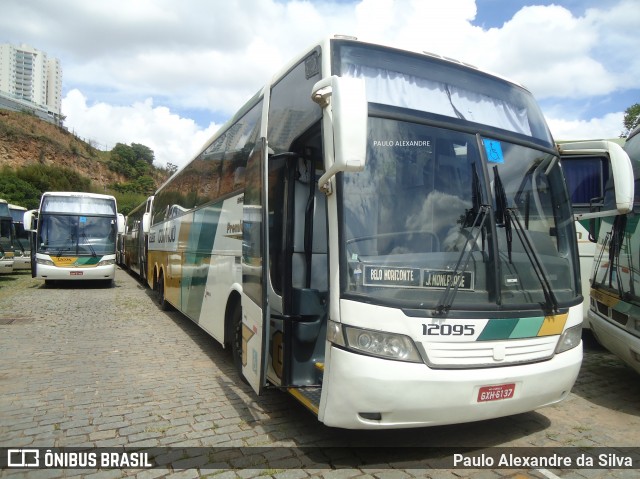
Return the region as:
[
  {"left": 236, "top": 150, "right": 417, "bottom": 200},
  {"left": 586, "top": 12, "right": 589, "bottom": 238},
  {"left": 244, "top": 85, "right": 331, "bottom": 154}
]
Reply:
[
  {"left": 70, "top": 271, "right": 83, "bottom": 276},
  {"left": 477, "top": 383, "right": 515, "bottom": 402}
]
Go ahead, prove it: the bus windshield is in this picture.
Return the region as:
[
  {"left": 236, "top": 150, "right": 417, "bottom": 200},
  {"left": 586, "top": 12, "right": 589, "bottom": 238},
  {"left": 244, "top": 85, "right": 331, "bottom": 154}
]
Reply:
[
  {"left": 0, "top": 202, "right": 14, "bottom": 253},
  {"left": 341, "top": 113, "right": 579, "bottom": 313},
  {"left": 37, "top": 214, "right": 117, "bottom": 257},
  {"left": 0, "top": 218, "right": 13, "bottom": 248}
]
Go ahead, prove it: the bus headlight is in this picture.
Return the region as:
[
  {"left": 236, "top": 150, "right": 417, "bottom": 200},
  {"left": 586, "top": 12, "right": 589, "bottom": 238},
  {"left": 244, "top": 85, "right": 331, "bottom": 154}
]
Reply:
[
  {"left": 328, "top": 320, "right": 422, "bottom": 363},
  {"left": 97, "top": 258, "right": 115, "bottom": 267},
  {"left": 36, "top": 258, "right": 55, "bottom": 266},
  {"left": 555, "top": 324, "right": 582, "bottom": 354}
]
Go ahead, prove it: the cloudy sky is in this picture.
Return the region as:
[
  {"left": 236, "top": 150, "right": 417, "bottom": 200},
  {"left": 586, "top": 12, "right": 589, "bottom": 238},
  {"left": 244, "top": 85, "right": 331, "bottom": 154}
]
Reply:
[{"left": 2, "top": 0, "right": 638, "bottom": 168}]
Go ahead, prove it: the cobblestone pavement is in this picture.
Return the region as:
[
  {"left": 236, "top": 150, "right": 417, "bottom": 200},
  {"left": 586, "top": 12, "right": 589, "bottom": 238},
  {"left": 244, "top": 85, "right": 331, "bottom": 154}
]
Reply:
[{"left": 0, "top": 269, "right": 639, "bottom": 479}]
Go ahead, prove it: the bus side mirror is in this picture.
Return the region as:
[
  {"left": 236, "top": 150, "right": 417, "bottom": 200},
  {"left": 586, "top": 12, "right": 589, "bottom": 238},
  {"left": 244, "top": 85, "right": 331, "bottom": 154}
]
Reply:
[
  {"left": 23, "top": 210, "right": 37, "bottom": 232},
  {"left": 117, "top": 213, "right": 125, "bottom": 234},
  {"left": 142, "top": 212, "right": 151, "bottom": 234},
  {"left": 312, "top": 75, "right": 367, "bottom": 192},
  {"left": 559, "top": 140, "right": 634, "bottom": 220}
]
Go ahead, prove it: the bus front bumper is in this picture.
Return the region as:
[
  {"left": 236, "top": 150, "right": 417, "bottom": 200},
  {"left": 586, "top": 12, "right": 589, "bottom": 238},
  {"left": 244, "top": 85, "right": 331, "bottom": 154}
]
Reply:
[
  {"left": 588, "top": 310, "right": 640, "bottom": 374},
  {"left": 0, "top": 259, "right": 14, "bottom": 274},
  {"left": 12, "top": 256, "right": 30, "bottom": 270},
  {"left": 319, "top": 344, "right": 582, "bottom": 429},
  {"left": 35, "top": 263, "right": 116, "bottom": 281}
]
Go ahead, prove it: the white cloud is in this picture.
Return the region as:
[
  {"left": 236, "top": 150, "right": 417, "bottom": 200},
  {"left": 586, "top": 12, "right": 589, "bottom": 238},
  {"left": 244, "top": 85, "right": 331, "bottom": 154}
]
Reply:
[
  {"left": 62, "top": 89, "right": 219, "bottom": 168},
  {"left": 547, "top": 112, "right": 625, "bottom": 141}
]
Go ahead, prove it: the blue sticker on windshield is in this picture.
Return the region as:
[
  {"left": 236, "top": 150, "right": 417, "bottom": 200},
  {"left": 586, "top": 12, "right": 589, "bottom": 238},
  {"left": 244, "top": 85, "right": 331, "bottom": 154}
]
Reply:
[
  {"left": 79, "top": 216, "right": 87, "bottom": 223},
  {"left": 483, "top": 139, "right": 504, "bottom": 163}
]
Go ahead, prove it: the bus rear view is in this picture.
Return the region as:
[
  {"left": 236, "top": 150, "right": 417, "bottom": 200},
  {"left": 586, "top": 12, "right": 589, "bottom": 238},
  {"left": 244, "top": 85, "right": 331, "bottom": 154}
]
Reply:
[{"left": 24, "top": 192, "right": 124, "bottom": 285}]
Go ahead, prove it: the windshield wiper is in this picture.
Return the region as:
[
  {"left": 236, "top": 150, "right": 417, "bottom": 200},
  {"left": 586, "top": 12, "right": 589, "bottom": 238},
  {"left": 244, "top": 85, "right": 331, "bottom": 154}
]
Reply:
[
  {"left": 493, "top": 165, "right": 513, "bottom": 261},
  {"left": 506, "top": 208, "right": 559, "bottom": 314},
  {"left": 56, "top": 235, "right": 74, "bottom": 257},
  {"left": 433, "top": 204, "right": 489, "bottom": 317},
  {"left": 493, "top": 165, "right": 558, "bottom": 314},
  {"left": 81, "top": 231, "right": 97, "bottom": 257}
]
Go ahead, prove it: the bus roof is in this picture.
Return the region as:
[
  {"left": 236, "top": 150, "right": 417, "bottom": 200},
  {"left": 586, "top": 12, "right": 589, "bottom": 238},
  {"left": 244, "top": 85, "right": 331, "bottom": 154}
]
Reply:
[{"left": 40, "top": 191, "right": 117, "bottom": 200}]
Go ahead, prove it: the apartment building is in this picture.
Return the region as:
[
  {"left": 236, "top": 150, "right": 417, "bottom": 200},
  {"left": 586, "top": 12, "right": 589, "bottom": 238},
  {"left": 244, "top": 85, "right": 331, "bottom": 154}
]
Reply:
[{"left": 0, "top": 43, "right": 62, "bottom": 117}]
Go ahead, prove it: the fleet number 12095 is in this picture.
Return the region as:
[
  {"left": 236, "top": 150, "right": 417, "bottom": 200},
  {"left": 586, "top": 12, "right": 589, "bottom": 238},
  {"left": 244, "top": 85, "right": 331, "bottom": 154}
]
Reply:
[{"left": 422, "top": 324, "right": 475, "bottom": 336}]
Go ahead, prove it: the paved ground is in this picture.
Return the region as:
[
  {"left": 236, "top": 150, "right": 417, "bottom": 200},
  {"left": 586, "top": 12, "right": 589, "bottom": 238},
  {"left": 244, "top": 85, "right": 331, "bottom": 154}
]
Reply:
[{"left": 0, "top": 268, "right": 639, "bottom": 479}]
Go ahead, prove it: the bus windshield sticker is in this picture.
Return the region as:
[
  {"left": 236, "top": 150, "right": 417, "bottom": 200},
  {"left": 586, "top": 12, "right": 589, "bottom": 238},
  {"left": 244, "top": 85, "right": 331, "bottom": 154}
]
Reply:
[
  {"left": 79, "top": 216, "right": 87, "bottom": 223},
  {"left": 423, "top": 270, "right": 474, "bottom": 290},
  {"left": 483, "top": 139, "right": 504, "bottom": 164},
  {"left": 363, "top": 266, "right": 421, "bottom": 287}
]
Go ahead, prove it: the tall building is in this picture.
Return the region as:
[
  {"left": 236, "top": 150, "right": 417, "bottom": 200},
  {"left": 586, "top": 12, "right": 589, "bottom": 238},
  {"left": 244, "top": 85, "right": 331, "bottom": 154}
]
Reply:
[{"left": 0, "top": 43, "right": 62, "bottom": 117}]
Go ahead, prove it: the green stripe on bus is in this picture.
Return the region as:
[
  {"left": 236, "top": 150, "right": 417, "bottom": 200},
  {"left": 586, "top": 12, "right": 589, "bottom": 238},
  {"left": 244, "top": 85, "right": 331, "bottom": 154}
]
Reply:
[
  {"left": 509, "top": 316, "right": 545, "bottom": 338},
  {"left": 76, "top": 256, "right": 101, "bottom": 265},
  {"left": 477, "top": 318, "right": 519, "bottom": 341}
]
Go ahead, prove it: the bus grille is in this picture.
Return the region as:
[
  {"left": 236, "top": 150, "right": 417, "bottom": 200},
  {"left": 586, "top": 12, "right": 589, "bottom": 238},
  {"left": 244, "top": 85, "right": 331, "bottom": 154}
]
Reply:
[{"left": 422, "top": 336, "right": 559, "bottom": 368}]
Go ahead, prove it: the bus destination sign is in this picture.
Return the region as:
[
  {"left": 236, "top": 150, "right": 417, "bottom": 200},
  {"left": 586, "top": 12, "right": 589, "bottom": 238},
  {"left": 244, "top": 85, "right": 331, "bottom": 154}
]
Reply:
[
  {"left": 423, "top": 270, "right": 474, "bottom": 290},
  {"left": 362, "top": 266, "right": 474, "bottom": 290},
  {"left": 363, "top": 266, "right": 421, "bottom": 287}
]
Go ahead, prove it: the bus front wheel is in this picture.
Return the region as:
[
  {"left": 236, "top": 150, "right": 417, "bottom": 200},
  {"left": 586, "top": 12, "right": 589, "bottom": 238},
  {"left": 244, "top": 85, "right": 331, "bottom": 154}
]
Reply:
[{"left": 230, "top": 304, "right": 248, "bottom": 384}]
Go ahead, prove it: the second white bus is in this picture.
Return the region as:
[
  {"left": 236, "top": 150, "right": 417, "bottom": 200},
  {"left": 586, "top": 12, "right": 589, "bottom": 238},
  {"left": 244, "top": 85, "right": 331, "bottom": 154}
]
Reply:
[
  {"left": 24, "top": 192, "right": 125, "bottom": 285},
  {"left": 586, "top": 125, "right": 640, "bottom": 374}
]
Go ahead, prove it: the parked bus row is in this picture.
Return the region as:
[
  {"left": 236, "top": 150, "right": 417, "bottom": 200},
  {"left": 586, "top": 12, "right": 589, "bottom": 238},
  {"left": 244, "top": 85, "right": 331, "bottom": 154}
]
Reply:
[{"left": 111, "top": 36, "right": 636, "bottom": 430}]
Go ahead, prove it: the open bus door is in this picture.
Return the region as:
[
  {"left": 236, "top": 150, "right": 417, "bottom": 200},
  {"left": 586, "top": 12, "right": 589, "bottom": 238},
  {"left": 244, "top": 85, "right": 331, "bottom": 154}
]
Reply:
[
  {"left": 241, "top": 137, "right": 270, "bottom": 394},
  {"left": 239, "top": 77, "right": 368, "bottom": 396}
]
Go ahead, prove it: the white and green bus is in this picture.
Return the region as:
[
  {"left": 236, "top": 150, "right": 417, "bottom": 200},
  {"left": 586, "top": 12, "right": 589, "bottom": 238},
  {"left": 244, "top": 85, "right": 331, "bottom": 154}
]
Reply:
[
  {"left": 122, "top": 195, "right": 154, "bottom": 282},
  {"left": 0, "top": 199, "right": 16, "bottom": 274},
  {"left": 24, "top": 192, "right": 125, "bottom": 285},
  {"left": 146, "top": 36, "right": 633, "bottom": 429},
  {"left": 585, "top": 125, "right": 640, "bottom": 374},
  {"left": 559, "top": 139, "right": 634, "bottom": 326}
]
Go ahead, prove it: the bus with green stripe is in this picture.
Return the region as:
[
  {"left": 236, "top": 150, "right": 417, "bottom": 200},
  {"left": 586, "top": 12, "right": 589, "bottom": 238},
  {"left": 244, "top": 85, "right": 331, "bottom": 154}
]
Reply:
[
  {"left": 559, "top": 139, "right": 633, "bottom": 327},
  {"left": 145, "top": 36, "right": 634, "bottom": 428},
  {"left": 23, "top": 192, "right": 125, "bottom": 286},
  {"left": 584, "top": 125, "right": 640, "bottom": 374}
]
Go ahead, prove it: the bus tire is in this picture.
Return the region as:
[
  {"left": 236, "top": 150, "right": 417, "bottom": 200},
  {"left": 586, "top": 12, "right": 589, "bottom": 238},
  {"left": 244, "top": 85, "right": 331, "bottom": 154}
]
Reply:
[
  {"left": 158, "top": 272, "right": 171, "bottom": 311},
  {"left": 230, "top": 304, "right": 248, "bottom": 384}
]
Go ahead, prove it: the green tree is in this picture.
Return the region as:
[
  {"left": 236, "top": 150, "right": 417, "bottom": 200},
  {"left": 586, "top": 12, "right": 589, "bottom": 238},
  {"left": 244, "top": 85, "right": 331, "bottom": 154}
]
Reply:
[
  {"left": 131, "top": 143, "right": 155, "bottom": 166},
  {"left": 622, "top": 103, "right": 640, "bottom": 137},
  {"left": 134, "top": 175, "right": 156, "bottom": 195},
  {"left": 109, "top": 142, "right": 156, "bottom": 179},
  {"left": 0, "top": 167, "right": 41, "bottom": 209},
  {"left": 16, "top": 164, "right": 91, "bottom": 193},
  {"left": 113, "top": 192, "right": 148, "bottom": 216},
  {"left": 166, "top": 162, "right": 179, "bottom": 176}
]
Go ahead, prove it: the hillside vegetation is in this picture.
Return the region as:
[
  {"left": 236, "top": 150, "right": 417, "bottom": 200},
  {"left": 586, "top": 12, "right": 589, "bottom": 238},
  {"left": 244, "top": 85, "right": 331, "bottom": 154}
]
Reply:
[{"left": 0, "top": 109, "right": 169, "bottom": 213}]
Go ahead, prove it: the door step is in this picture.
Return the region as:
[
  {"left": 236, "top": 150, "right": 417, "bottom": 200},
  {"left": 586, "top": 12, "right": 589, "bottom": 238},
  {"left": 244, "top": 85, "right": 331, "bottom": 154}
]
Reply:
[{"left": 288, "top": 386, "right": 322, "bottom": 415}]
